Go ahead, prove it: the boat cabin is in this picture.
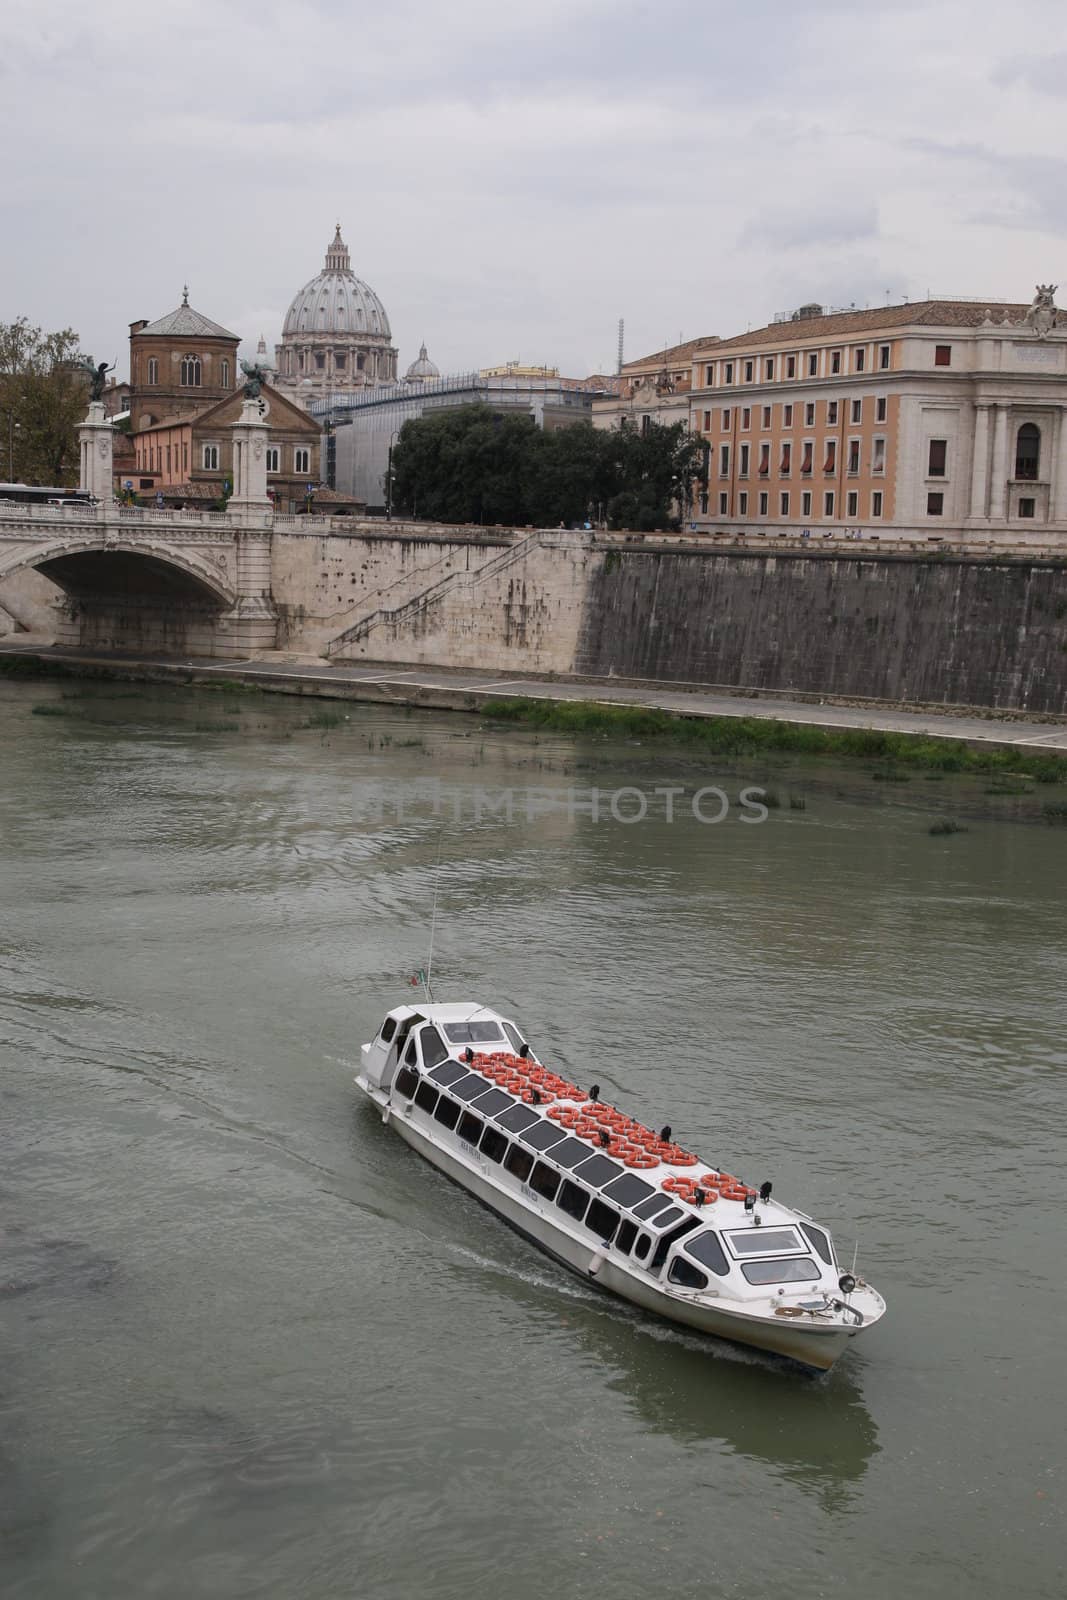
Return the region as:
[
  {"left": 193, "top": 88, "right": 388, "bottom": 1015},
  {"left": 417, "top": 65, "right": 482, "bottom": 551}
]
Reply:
[{"left": 361, "top": 1004, "right": 843, "bottom": 1311}]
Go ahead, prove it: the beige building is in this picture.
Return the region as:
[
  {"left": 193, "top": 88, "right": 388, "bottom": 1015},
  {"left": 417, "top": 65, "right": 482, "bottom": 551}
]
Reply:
[
  {"left": 594, "top": 335, "right": 717, "bottom": 435},
  {"left": 686, "top": 291, "right": 1067, "bottom": 540}
]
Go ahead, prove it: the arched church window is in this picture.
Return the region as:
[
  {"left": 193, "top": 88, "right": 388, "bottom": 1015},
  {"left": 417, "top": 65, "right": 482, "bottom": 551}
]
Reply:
[
  {"left": 1015, "top": 424, "right": 1040, "bottom": 481},
  {"left": 202, "top": 443, "right": 219, "bottom": 470},
  {"left": 147, "top": 358, "right": 158, "bottom": 385},
  {"left": 181, "top": 356, "right": 202, "bottom": 387},
  {"left": 315, "top": 352, "right": 325, "bottom": 370},
  {"left": 221, "top": 360, "right": 230, "bottom": 389}
]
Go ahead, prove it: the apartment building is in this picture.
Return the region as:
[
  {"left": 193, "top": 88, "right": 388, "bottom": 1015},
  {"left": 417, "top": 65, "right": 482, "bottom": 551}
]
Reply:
[
  {"left": 688, "top": 295, "right": 1067, "bottom": 539},
  {"left": 593, "top": 335, "right": 718, "bottom": 435}
]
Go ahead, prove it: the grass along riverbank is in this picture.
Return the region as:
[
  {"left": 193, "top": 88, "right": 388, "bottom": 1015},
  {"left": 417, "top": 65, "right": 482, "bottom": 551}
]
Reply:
[{"left": 480, "top": 697, "right": 1067, "bottom": 784}]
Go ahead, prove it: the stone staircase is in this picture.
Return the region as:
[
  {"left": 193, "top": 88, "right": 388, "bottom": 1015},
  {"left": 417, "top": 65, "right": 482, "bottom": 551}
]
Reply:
[{"left": 326, "top": 532, "right": 541, "bottom": 657}]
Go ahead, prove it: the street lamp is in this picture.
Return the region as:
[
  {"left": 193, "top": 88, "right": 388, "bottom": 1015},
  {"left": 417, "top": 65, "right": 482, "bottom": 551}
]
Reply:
[
  {"left": 385, "top": 428, "right": 401, "bottom": 521},
  {"left": 5, "top": 412, "right": 21, "bottom": 481}
]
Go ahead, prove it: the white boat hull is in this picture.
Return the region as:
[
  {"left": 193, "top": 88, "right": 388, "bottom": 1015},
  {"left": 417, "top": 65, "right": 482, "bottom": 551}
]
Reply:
[{"left": 358, "top": 1076, "right": 866, "bottom": 1372}]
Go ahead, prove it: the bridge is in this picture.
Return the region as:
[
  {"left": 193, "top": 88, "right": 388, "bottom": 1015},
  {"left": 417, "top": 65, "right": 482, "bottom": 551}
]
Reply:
[{"left": 0, "top": 399, "right": 299, "bottom": 657}]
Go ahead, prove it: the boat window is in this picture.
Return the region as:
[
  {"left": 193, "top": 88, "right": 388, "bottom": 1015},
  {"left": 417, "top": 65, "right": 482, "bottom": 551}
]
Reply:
[
  {"left": 521, "top": 1121, "right": 567, "bottom": 1152},
  {"left": 428, "top": 1061, "right": 469, "bottom": 1087},
  {"left": 403, "top": 1036, "right": 418, "bottom": 1066},
  {"left": 433, "top": 1096, "right": 461, "bottom": 1130},
  {"left": 502, "top": 1022, "right": 527, "bottom": 1053},
  {"left": 684, "top": 1231, "right": 731, "bottom": 1277},
  {"left": 452, "top": 1074, "right": 493, "bottom": 1103},
  {"left": 394, "top": 1065, "right": 419, "bottom": 1099},
  {"left": 457, "top": 1112, "right": 483, "bottom": 1146},
  {"left": 741, "top": 1257, "right": 821, "bottom": 1285},
  {"left": 632, "top": 1194, "right": 674, "bottom": 1222},
  {"left": 633, "top": 1233, "right": 651, "bottom": 1261},
  {"left": 615, "top": 1219, "right": 638, "bottom": 1256},
  {"left": 726, "top": 1227, "right": 804, "bottom": 1258},
  {"left": 414, "top": 1082, "right": 439, "bottom": 1114},
  {"left": 651, "top": 1218, "right": 701, "bottom": 1273},
  {"left": 480, "top": 1126, "right": 508, "bottom": 1164},
  {"left": 669, "top": 1258, "right": 709, "bottom": 1291},
  {"left": 557, "top": 1180, "right": 590, "bottom": 1223},
  {"left": 470, "top": 1088, "right": 512, "bottom": 1118},
  {"left": 572, "top": 1154, "right": 623, "bottom": 1189},
  {"left": 650, "top": 1206, "right": 684, "bottom": 1231},
  {"left": 602, "top": 1174, "right": 656, "bottom": 1208},
  {"left": 586, "top": 1199, "right": 620, "bottom": 1241},
  {"left": 419, "top": 1027, "right": 449, "bottom": 1068},
  {"left": 505, "top": 1144, "right": 534, "bottom": 1183},
  {"left": 529, "top": 1161, "right": 560, "bottom": 1201},
  {"left": 379, "top": 1018, "right": 398, "bottom": 1044},
  {"left": 496, "top": 1105, "right": 539, "bottom": 1134},
  {"left": 546, "top": 1136, "right": 597, "bottom": 1169},
  {"left": 442, "top": 1022, "right": 503, "bottom": 1043},
  {"left": 800, "top": 1222, "right": 834, "bottom": 1267}
]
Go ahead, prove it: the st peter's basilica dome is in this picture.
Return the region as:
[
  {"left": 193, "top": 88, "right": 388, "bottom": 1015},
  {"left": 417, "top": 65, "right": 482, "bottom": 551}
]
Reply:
[{"left": 274, "top": 225, "right": 398, "bottom": 397}]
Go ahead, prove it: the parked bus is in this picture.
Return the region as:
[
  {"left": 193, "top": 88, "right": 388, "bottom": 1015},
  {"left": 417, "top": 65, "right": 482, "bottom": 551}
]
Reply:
[{"left": 0, "top": 484, "right": 95, "bottom": 508}]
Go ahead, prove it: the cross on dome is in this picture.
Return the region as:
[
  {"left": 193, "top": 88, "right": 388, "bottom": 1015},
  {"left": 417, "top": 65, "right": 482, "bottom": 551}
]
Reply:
[{"left": 182, "top": 284, "right": 189, "bottom": 305}]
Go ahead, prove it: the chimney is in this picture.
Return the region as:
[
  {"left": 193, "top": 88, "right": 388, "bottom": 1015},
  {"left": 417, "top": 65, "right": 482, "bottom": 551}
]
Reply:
[{"left": 129, "top": 320, "right": 148, "bottom": 336}]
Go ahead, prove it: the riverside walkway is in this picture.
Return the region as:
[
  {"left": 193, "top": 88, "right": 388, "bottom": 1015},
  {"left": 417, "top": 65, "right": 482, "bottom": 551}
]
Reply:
[{"left": 4, "top": 643, "right": 1067, "bottom": 755}]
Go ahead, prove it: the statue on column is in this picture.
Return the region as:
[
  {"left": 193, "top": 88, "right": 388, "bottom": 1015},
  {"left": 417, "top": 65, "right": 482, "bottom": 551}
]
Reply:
[
  {"left": 81, "top": 356, "right": 116, "bottom": 401},
  {"left": 240, "top": 358, "right": 273, "bottom": 399}
]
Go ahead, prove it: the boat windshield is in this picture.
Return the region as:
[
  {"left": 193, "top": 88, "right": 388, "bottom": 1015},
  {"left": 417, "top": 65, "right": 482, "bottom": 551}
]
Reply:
[
  {"left": 725, "top": 1227, "right": 804, "bottom": 1257},
  {"left": 442, "top": 1022, "right": 504, "bottom": 1044}
]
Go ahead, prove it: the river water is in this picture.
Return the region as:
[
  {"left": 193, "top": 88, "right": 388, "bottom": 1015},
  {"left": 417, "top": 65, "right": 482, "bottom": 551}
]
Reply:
[{"left": 1, "top": 675, "right": 1064, "bottom": 1600}]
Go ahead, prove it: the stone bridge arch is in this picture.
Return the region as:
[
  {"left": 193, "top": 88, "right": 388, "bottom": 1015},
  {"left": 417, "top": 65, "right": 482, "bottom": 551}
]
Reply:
[
  {"left": 0, "top": 536, "right": 237, "bottom": 607},
  {"left": 0, "top": 535, "right": 240, "bottom": 655}
]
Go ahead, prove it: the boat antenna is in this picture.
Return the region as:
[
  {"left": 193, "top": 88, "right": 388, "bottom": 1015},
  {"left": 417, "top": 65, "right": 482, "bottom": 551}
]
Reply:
[{"left": 423, "top": 830, "right": 444, "bottom": 1004}]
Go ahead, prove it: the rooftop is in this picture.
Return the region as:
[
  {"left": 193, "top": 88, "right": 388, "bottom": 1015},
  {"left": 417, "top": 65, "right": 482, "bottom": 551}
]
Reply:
[
  {"left": 135, "top": 287, "right": 239, "bottom": 342},
  {"left": 695, "top": 300, "right": 1033, "bottom": 356}
]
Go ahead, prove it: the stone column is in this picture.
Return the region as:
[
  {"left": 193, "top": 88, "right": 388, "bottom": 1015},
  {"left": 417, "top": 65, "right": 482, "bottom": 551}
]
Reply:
[
  {"left": 77, "top": 402, "right": 113, "bottom": 505},
  {"left": 968, "top": 402, "right": 992, "bottom": 520},
  {"left": 1051, "top": 409, "right": 1067, "bottom": 525},
  {"left": 989, "top": 403, "right": 1010, "bottom": 522},
  {"left": 219, "top": 398, "right": 277, "bottom": 655}
]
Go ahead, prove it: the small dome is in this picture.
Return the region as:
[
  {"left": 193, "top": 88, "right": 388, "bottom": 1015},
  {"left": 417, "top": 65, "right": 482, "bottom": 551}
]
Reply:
[
  {"left": 405, "top": 342, "right": 440, "bottom": 382},
  {"left": 282, "top": 225, "right": 392, "bottom": 341}
]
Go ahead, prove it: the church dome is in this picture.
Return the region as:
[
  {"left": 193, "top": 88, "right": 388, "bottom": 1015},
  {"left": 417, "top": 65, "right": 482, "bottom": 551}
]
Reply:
[
  {"left": 405, "top": 342, "right": 440, "bottom": 382},
  {"left": 282, "top": 225, "right": 392, "bottom": 341}
]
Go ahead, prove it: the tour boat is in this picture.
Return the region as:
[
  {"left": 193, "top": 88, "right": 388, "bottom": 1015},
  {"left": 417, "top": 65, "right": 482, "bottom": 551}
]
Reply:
[{"left": 356, "top": 1001, "right": 886, "bottom": 1371}]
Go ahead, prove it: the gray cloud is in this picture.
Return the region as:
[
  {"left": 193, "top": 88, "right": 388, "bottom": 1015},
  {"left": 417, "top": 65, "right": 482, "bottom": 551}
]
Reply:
[
  {"left": 741, "top": 206, "right": 880, "bottom": 252},
  {"left": 1, "top": 0, "right": 1064, "bottom": 379}
]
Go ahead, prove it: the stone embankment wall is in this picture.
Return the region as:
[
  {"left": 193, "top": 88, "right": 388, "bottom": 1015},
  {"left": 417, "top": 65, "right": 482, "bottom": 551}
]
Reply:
[
  {"left": 574, "top": 547, "right": 1067, "bottom": 713},
  {"left": 273, "top": 527, "right": 1067, "bottom": 713},
  {"left": 6, "top": 511, "right": 1067, "bottom": 712}
]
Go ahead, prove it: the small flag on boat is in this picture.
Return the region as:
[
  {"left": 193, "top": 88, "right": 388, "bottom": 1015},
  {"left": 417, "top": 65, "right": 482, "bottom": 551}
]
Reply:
[{"left": 410, "top": 970, "right": 426, "bottom": 987}]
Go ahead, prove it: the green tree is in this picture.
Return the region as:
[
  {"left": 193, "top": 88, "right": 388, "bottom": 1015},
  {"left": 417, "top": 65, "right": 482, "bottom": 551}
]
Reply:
[
  {"left": 390, "top": 405, "right": 539, "bottom": 524},
  {"left": 523, "top": 422, "right": 611, "bottom": 527},
  {"left": 388, "top": 402, "right": 705, "bottom": 531},
  {"left": 603, "top": 420, "right": 706, "bottom": 531},
  {"left": 0, "top": 318, "right": 88, "bottom": 486}
]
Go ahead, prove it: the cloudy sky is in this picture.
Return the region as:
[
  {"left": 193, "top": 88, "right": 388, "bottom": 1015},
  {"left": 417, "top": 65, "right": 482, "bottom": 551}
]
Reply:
[{"left": 2, "top": 0, "right": 1066, "bottom": 379}]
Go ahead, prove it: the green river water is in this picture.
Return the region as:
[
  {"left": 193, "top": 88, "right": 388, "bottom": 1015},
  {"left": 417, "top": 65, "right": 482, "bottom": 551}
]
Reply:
[{"left": 1, "top": 676, "right": 1064, "bottom": 1599}]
